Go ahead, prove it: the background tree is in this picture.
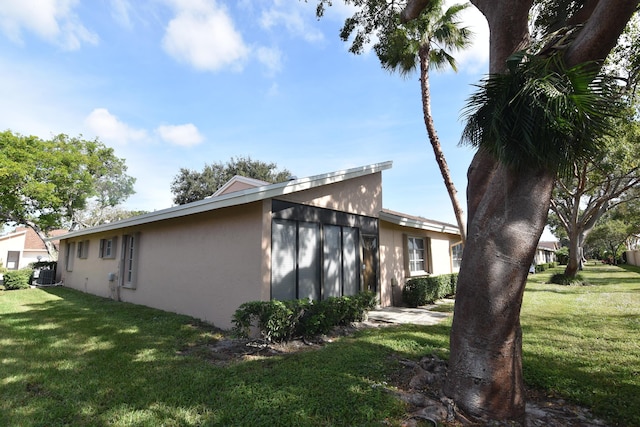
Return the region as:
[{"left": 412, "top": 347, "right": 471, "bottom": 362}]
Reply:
[
  {"left": 318, "top": 0, "right": 471, "bottom": 243},
  {"left": 170, "top": 156, "right": 292, "bottom": 205},
  {"left": 548, "top": 117, "right": 640, "bottom": 276},
  {"left": 71, "top": 200, "right": 148, "bottom": 229},
  {"left": 584, "top": 218, "right": 630, "bottom": 262},
  {"left": 0, "top": 131, "right": 135, "bottom": 256},
  {"left": 318, "top": 0, "right": 638, "bottom": 422}
]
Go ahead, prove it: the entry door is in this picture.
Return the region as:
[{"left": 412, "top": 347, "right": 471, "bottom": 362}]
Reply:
[{"left": 361, "top": 236, "right": 378, "bottom": 292}]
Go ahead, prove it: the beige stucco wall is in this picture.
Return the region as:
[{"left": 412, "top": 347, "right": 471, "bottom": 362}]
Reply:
[
  {"left": 280, "top": 172, "right": 383, "bottom": 217},
  {"left": 0, "top": 233, "right": 26, "bottom": 269},
  {"left": 379, "top": 221, "right": 460, "bottom": 306},
  {"left": 626, "top": 250, "right": 640, "bottom": 266},
  {"left": 59, "top": 202, "right": 266, "bottom": 329}
]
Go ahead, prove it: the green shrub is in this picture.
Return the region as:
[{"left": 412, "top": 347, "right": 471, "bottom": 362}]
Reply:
[
  {"left": 549, "top": 273, "right": 585, "bottom": 286},
  {"left": 402, "top": 273, "right": 458, "bottom": 307},
  {"left": 232, "top": 291, "right": 378, "bottom": 342},
  {"left": 535, "top": 263, "right": 551, "bottom": 273},
  {"left": 555, "top": 247, "right": 569, "bottom": 265},
  {"left": 3, "top": 268, "right": 33, "bottom": 290}
]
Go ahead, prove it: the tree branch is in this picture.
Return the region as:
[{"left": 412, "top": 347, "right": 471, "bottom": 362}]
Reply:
[{"left": 565, "top": 0, "right": 640, "bottom": 67}]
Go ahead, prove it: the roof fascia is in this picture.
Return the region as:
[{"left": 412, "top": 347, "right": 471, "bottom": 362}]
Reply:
[
  {"left": 379, "top": 210, "right": 460, "bottom": 235},
  {"left": 52, "top": 161, "right": 393, "bottom": 241}
]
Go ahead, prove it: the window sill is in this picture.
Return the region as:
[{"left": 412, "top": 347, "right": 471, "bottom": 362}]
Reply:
[{"left": 407, "top": 271, "right": 430, "bottom": 278}]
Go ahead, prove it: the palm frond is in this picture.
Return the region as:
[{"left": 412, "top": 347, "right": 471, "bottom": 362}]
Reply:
[{"left": 460, "top": 52, "right": 623, "bottom": 175}]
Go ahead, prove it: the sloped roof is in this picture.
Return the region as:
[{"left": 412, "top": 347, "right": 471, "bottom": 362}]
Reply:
[
  {"left": 211, "top": 175, "right": 271, "bottom": 197},
  {"left": 1, "top": 227, "right": 67, "bottom": 249},
  {"left": 379, "top": 209, "right": 460, "bottom": 236},
  {"left": 538, "top": 241, "right": 559, "bottom": 251},
  {"left": 53, "top": 161, "right": 394, "bottom": 241}
]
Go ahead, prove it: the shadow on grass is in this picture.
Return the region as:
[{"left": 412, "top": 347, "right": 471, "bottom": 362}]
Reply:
[{"left": 0, "top": 287, "right": 450, "bottom": 427}]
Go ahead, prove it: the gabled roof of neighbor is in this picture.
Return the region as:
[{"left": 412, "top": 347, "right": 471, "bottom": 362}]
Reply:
[
  {"left": 211, "top": 175, "right": 270, "bottom": 197},
  {"left": 379, "top": 209, "right": 460, "bottom": 236},
  {"left": 54, "top": 161, "right": 394, "bottom": 241},
  {"left": 1, "top": 227, "right": 67, "bottom": 249}
]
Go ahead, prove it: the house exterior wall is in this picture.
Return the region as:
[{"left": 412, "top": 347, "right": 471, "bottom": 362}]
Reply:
[
  {"left": 626, "top": 250, "right": 640, "bottom": 266},
  {"left": 279, "top": 172, "right": 383, "bottom": 217},
  {"left": 379, "top": 222, "right": 459, "bottom": 306},
  {"left": 56, "top": 167, "right": 459, "bottom": 328},
  {"left": 0, "top": 232, "right": 27, "bottom": 269},
  {"left": 0, "top": 230, "right": 51, "bottom": 270},
  {"left": 59, "top": 202, "right": 265, "bottom": 329}
]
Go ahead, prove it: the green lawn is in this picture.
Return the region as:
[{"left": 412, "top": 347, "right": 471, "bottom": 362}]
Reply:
[
  {"left": 1, "top": 263, "right": 638, "bottom": 426},
  {"left": 522, "top": 263, "right": 640, "bottom": 426}
]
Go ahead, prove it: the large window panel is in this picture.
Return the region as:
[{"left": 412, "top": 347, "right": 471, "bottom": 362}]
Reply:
[
  {"left": 271, "top": 219, "right": 297, "bottom": 300},
  {"left": 342, "top": 227, "right": 358, "bottom": 296},
  {"left": 323, "top": 225, "right": 342, "bottom": 299},
  {"left": 298, "top": 222, "right": 320, "bottom": 301}
]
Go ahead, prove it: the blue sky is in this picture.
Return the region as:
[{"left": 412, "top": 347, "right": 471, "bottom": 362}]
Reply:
[{"left": 0, "top": 0, "right": 491, "bottom": 226}]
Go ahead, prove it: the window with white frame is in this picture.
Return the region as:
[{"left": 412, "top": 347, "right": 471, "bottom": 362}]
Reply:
[
  {"left": 99, "top": 237, "right": 117, "bottom": 259},
  {"left": 77, "top": 240, "right": 90, "bottom": 259},
  {"left": 121, "top": 233, "right": 139, "bottom": 288},
  {"left": 451, "top": 242, "right": 463, "bottom": 269},
  {"left": 407, "top": 236, "right": 427, "bottom": 274}
]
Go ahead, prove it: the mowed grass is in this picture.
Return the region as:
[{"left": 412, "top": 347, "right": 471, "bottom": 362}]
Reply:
[
  {"left": 0, "top": 262, "right": 638, "bottom": 426},
  {"left": 0, "top": 287, "right": 448, "bottom": 427},
  {"left": 523, "top": 263, "right": 640, "bottom": 426}
]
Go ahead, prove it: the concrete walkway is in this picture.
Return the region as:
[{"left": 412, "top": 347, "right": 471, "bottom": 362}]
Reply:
[{"left": 367, "top": 302, "right": 452, "bottom": 326}]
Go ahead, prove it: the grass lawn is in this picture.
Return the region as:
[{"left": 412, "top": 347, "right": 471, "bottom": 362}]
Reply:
[
  {"left": 0, "top": 263, "right": 638, "bottom": 426},
  {"left": 522, "top": 263, "right": 640, "bottom": 426}
]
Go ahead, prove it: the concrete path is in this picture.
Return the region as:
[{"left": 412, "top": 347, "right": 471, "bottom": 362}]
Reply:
[{"left": 367, "top": 303, "right": 452, "bottom": 326}]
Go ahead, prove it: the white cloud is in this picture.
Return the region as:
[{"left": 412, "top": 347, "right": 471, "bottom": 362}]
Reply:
[
  {"left": 451, "top": 1, "right": 489, "bottom": 73},
  {"left": 84, "top": 108, "right": 148, "bottom": 145},
  {"left": 259, "top": 2, "right": 324, "bottom": 43},
  {"left": 0, "top": 0, "right": 98, "bottom": 50},
  {"left": 109, "top": 0, "right": 133, "bottom": 28},
  {"left": 256, "top": 46, "right": 282, "bottom": 75},
  {"left": 156, "top": 123, "right": 204, "bottom": 147},
  {"left": 162, "top": 0, "right": 249, "bottom": 72}
]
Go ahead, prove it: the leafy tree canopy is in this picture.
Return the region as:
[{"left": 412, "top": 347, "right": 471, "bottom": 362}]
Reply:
[
  {"left": 0, "top": 131, "right": 135, "bottom": 234},
  {"left": 170, "top": 156, "right": 293, "bottom": 205}
]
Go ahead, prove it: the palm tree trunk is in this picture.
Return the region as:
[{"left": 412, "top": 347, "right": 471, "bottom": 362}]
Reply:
[{"left": 419, "top": 47, "right": 467, "bottom": 244}]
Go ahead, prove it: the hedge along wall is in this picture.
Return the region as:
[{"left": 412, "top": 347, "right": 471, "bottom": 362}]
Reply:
[{"left": 402, "top": 273, "right": 458, "bottom": 307}]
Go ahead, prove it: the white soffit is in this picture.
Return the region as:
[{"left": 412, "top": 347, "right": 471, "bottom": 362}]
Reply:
[
  {"left": 379, "top": 209, "right": 460, "bottom": 235},
  {"left": 53, "top": 161, "right": 393, "bottom": 241}
]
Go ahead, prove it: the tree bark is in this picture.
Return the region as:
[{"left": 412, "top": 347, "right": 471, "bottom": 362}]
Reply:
[
  {"left": 439, "top": 0, "right": 639, "bottom": 421},
  {"left": 401, "top": 0, "right": 639, "bottom": 421},
  {"left": 445, "top": 162, "right": 555, "bottom": 421},
  {"left": 419, "top": 46, "right": 467, "bottom": 244}
]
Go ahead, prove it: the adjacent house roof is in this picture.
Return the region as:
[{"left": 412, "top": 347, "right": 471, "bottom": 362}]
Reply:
[
  {"left": 538, "top": 241, "right": 559, "bottom": 251},
  {"left": 53, "top": 161, "right": 394, "bottom": 241},
  {"left": 1, "top": 227, "right": 66, "bottom": 250},
  {"left": 379, "top": 209, "right": 460, "bottom": 236},
  {"left": 211, "top": 175, "right": 271, "bottom": 197}
]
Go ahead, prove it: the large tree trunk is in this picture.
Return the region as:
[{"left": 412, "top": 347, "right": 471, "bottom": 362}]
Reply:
[
  {"left": 419, "top": 46, "right": 466, "bottom": 243},
  {"left": 564, "top": 229, "right": 583, "bottom": 276},
  {"left": 402, "top": 0, "right": 639, "bottom": 422},
  {"left": 444, "top": 158, "right": 555, "bottom": 421}
]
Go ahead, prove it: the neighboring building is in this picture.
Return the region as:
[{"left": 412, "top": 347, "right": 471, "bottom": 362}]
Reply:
[
  {"left": 534, "top": 241, "right": 559, "bottom": 265},
  {"left": 0, "top": 227, "right": 65, "bottom": 270},
  {"left": 53, "top": 162, "right": 461, "bottom": 329}
]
